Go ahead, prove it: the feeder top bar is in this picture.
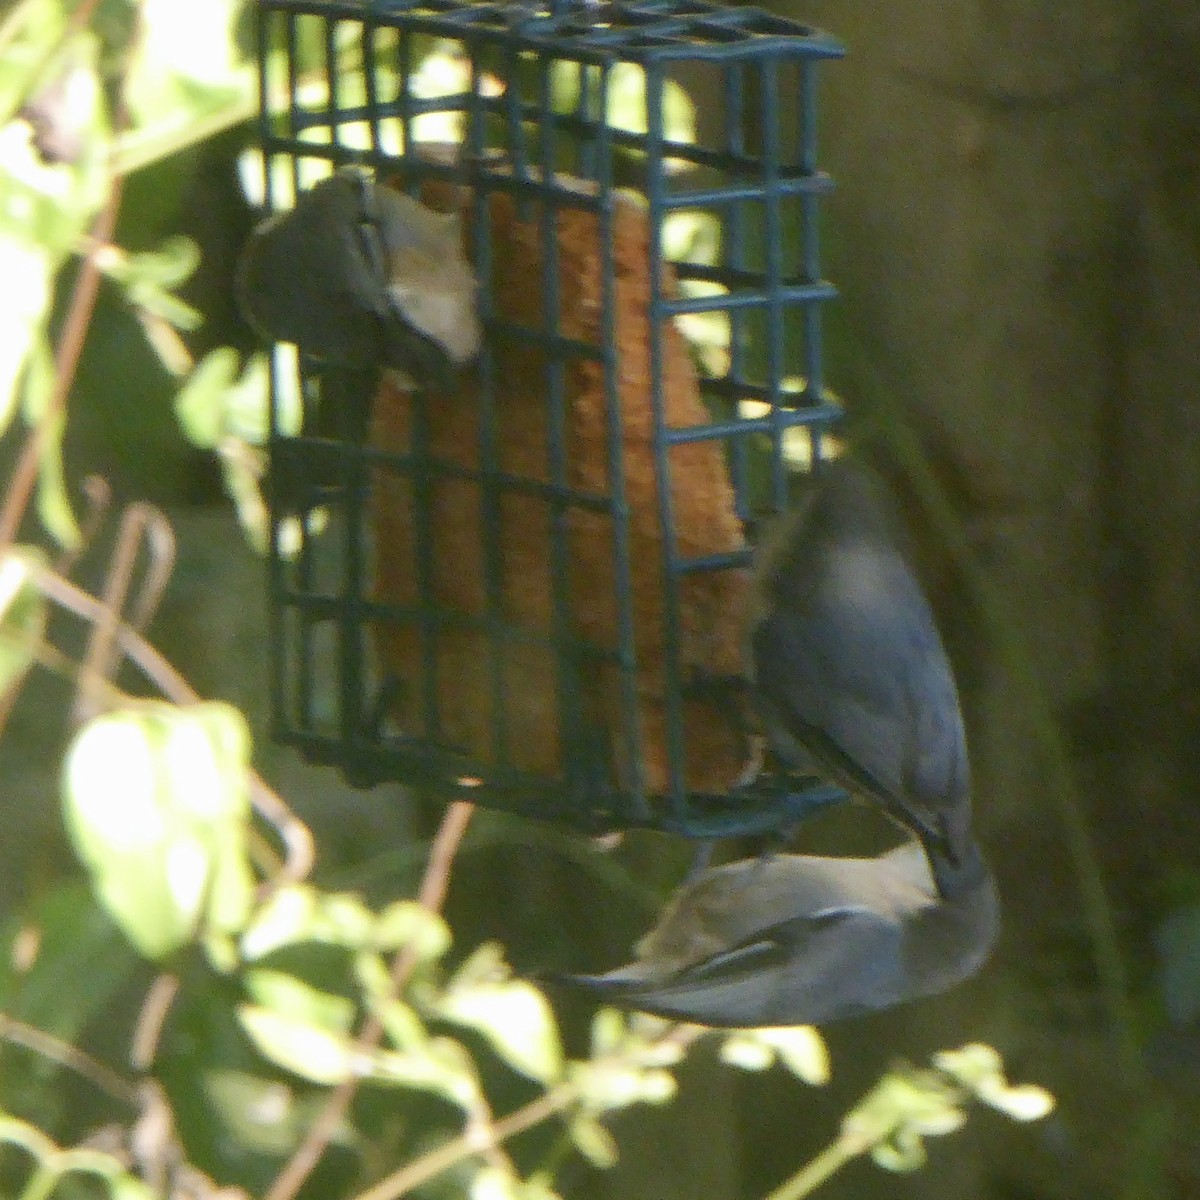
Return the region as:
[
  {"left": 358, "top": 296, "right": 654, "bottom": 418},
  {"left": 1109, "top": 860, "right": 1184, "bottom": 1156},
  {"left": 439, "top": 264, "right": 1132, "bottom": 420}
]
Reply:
[{"left": 277, "top": 0, "right": 845, "bottom": 62}]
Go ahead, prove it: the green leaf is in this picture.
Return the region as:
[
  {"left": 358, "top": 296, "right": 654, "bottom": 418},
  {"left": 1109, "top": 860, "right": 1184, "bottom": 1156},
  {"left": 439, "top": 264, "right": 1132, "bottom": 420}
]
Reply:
[
  {"left": 32, "top": 405, "right": 80, "bottom": 550},
  {"left": 371, "top": 1035, "right": 482, "bottom": 1109},
  {"left": 719, "top": 1026, "right": 829, "bottom": 1085},
  {"left": 471, "top": 1166, "right": 565, "bottom": 1200},
  {"left": 17, "top": 357, "right": 77, "bottom": 549},
  {"left": 841, "top": 1068, "right": 966, "bottom": 1164},
  {"left": 62, "top": 702, "right": 254, "bottom": 959},
  {"left": 124, "top": 0, "right": 252, "bottom": 131},
  {"left": 117, "top": 237, "right": 203, "bottom": 330},
  {"left": 243, "top": 968, "right": 356, "bottom": 1036},
  {"left": 0, "top": 0, "right": 67, "bottom": 123},
  {"left": 551, "top": 62, "right": 696, "bottom": 149},
  {"left": 222, "top": 352, "right": 273, "bottom": 444},
  {"left": 374, "top": 994, "right": 428, "bottom": 1053},
  {"left": 373, "top": 900, "right": 452, "bottom": 960},
  {"left": 870, "top": 1127, "right": 928, "bottom": 1173},
  {"left": 566, "top": 1114, "right": 618, "bottom": 1169},
  {"left": 237, "top": 1004, "right": 356, "bottom": 1085},
  {"left": 174, "top": 347, "right": 239, "bottom": 449},
  {"left": 0, "top": 30, "right": 111, "bottom": 251},
  {"left": 435, "top": 943, "right": 563, "bottom": 1085},
  {"left": 0, "top": 546, "right": 47, "bottom": 699},
  {"left": 569, "top": 1056, "right": 676, "bottom": 1115},
  {"left": 201, "top": 1069, "right": 326, "bottom": 1155},
  {"left": 0, "top": 235, "right": 53, "bottom": 436},
  {"left": 933, "top": 1043, "right": 1055, "bottom": 1121}
]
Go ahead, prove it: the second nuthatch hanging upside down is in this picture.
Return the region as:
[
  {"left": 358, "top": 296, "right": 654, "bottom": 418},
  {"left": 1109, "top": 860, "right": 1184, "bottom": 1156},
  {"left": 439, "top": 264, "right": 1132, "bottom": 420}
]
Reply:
[
  {"left": 559, "top": 836, "right": 998, "bottom": 1028},
  {"left": 748, "top": 458, "right": 973, "bottom": 893},
  {"left": 236, "top": 168, "right": 481, "bottom": 388},
  {"left": 368, "top": 168, "right": 753, "bottom": 799}
]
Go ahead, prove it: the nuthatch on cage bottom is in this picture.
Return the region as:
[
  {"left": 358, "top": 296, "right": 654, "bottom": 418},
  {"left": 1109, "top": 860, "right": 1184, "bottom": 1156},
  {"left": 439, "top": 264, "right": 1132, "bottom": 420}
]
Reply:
[
  {"left": 236, "top": 168, "right": 481, "bottom": 387},
  {"left": 748, "top": 458, "right": 973, "bottom": 896},
  {"left": 560, "top": 838, "right": 997, "bottom": 1028}
]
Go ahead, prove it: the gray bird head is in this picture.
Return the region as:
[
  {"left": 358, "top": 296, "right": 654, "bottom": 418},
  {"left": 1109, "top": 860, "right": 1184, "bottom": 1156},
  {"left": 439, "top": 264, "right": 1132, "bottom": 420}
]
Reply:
[
  {"left": 560, "top": 840, "right": 998, "bottom": 1028},
  {"left": 236, "top": 167, "right": 480, "bottom": 385},
  {"left": 748, "top": 457, "right": 973, "bottom": 889}
]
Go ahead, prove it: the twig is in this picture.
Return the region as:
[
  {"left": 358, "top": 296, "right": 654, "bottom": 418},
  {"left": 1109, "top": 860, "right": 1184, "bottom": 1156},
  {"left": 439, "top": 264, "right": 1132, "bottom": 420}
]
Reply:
[
  {"left": 263, "top": 802, "right": 476, "bottom": 1200},
  {"left": 130, "top": 973, "right": 181, "bottom": 1072},
  {"left": 0, "top": 186, "right": 123, "bottom": 553},
  {"left": 33, "top": 561, "right": 315, "bottom": 886},
  {"left": 761, "top": 1137, "right": 859, "bottom": 1200},
  {"left": 54, "top": 475, "right": 112, "bottom": 576},
  {"left": 74, "top": 503, "right": 176, "bottom": 723},
  {"left": 352, "top": 1085, "right": 579, "bottom": 1200},
  {"left": 0, "top": 1013, "right": 139, "bottom": 1107},
  {"left": 352, "top": 1020, "right": 707, "bottom": 1200}
]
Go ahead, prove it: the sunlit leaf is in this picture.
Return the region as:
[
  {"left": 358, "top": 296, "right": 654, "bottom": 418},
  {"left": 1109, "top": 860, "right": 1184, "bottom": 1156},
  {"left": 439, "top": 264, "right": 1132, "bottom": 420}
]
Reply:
[
  {"left": 271, "top": 342, "right": 303, "bottom": 437},
  {"left": 933, "top": 1043, "right": 1055, "bottom": 1121},
  {"left": 240, "top": 884, "right": 319, "bottom": 959},
  {"left": 237, "top": 1004, "right": 356, "bottom": 1084},
  {"left": 570, "top": 1057, "right": 676, "bottom": 1114},
  {"left": 372, "top": 899, "right": 452, "bottom": 960},
  {"left": 243, "top": 969, "right": 356, "bottom": 1035},
  {"left": 438, "top": 973, "right": 563, "bottom": 1086},
  {"left": 870, "top": 1126, "right": 928, "bottom": 1173},
  {"left": 471, "top": 1166, "right": 564, "bottom": 1200},
  {"left": 841, "top": 1068, "right": 966, "bottom": 1166},
  {"left": 0, "top": 0, "right": 67, "bottom": 122},
  {"left": 720, "top": 1026, "right": 829, "bottom": 1085},
  {"left": 0, "top": 234, "right": 52, "bottom": 436},
  {"left": 62, "top": 703, "right": 254, "bottom": 959},
  {"left": 371, "top": 1036, "right": 482, "bottom": 1110},
  {"left": 223, "top": 353, "right": 273, "bottom": 445},
  {"left": 374, "top": 994, "right": 428, "bottom": 1053},
  {"left": 174, "top": 347, "right": 239, "bottom": 449},
  {"left": 116, "top": 236, "right": 203, "bottom": 330},
  {"left": 663, "top": 211, "right": 721, "bottom": 266},
  {"left": 125, "top": 0, "right": 252, "bottom": 126},
  {"left": 589, "top": 1008, "right": 626, "bottom": 1058},
  {"left": 551, "top": 62, "right": 696, "bottom": 154},
  {"left": 566, "top": 1114, "right": 618, "bottom": 1169}
]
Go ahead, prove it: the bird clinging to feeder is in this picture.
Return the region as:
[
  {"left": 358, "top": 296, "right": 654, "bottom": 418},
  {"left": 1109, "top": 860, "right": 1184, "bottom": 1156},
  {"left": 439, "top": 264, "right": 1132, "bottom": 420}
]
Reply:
[
  {"left": 747, "top": 458, "right": 975, "bottom": 891},
  {"left": 558, "top": 836, "right": 998, "bottom": 1028}
]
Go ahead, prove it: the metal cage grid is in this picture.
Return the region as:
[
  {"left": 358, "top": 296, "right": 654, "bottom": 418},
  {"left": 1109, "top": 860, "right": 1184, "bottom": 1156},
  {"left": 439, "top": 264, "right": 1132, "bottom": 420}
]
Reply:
[{"left": 257, "top": 0, "right": 846, "bottom": 836}]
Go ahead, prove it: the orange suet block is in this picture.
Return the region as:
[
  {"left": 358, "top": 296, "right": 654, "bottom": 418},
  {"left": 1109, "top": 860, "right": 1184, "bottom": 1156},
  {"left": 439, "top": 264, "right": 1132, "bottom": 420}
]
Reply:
[{"left": 369, "top": 177, "right": 751, "bottom": 800}]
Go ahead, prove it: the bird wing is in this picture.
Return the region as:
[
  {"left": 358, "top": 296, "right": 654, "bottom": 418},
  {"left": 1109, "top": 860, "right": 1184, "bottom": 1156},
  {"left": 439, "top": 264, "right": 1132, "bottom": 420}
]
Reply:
[
  {"left": 752, "top": 546, "right": 966, "bottom": 843},
  {"left": 564, "top": 903, "right": 902, "bottom": 1028}
]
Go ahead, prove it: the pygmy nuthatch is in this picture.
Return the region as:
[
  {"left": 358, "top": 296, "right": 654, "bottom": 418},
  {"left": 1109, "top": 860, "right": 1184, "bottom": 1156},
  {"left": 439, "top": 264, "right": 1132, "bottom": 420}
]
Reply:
[
  {"left": 749, "top": 458, "right": 972, "bottom": 894},
  {"left": 236, "top": 168, "right": 481, "bottom": 385},
  {"left": 561, "top": 839, "right": 997, "bottom": 1028}
]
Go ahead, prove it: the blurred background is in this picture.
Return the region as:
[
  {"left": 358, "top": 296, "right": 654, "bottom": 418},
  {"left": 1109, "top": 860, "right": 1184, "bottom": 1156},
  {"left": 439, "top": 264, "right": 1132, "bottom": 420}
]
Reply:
[{"left": 1, "top": 1, "right": 1197, "bottom": 1198}]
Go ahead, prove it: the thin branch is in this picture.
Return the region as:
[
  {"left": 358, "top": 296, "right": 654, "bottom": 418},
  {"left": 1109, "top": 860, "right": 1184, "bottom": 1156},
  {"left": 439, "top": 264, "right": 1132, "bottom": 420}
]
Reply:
[
  {"left": 761, "top": 1137, "right": 859, "bottom": 1200},
  {"left": 0, "top": 1014, "right": 139, "bottom": 1107},
  {"left": 33, "top": 561, "right": 315, "bottom": 886},
  {"left": 352, "top": 1085, "right": 579, "bottom": 1200},
  {"left": 74, "top": 502, "right": 176, "bottom": 723},
  {"left": 263, "top": 802, "right": 475, "bottom": 1200},
  {"left": 130, "top": 973, "right": 181, "bottom": 1072},
  {"left": 0, "top": 183, "right": 123, "bottom": 551}
]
